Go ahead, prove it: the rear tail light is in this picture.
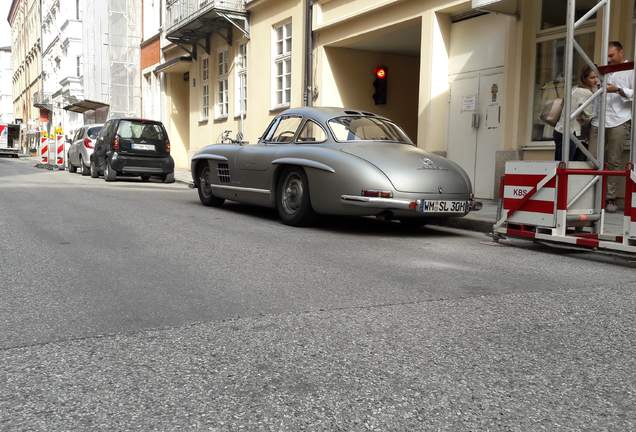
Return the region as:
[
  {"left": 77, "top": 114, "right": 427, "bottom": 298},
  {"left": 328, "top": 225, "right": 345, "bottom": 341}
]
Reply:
[
  {"left": 112, "top": 134, "right": 120, "bottom": 152},
  {"left": 83, "top": 137, "right": 94, "bottom": 149},
  {"left": 362, "top": 190, "right": 393, "bottom": 199},
  {"left": 165, "top": 137, "right": 170, "bottom": 153}
]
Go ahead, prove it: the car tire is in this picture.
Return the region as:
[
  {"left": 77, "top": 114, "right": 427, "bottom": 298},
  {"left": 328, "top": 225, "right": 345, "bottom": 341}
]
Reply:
[
  {"left": 197, "top": 165, "right": 224, "bottom": 207},
  {"left": 67, "top": 154, "right": 77, "bottom": 173},
  {"left": 81, "top": 156, "right": 90, "bottom": 176},
  {"left": 140, "top": 175, "right": 150, "bottom": 182},
  {"left": 163, "top": 172, "right": 175, "bottom": 184},
  {"left": 276, "top": 167, "right": 316, "bottom": 227},
  {"left": 90, "top": 158, "right": 99, "bottom": 178},
  {"left": 104, "top": 158, "right": 117, "bottom": 182}
]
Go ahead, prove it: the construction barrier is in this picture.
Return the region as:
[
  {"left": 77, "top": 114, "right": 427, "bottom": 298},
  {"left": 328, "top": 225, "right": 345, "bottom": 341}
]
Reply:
[
  {"left": 40, "top": 134, "right": 49, "bottom": 164},
  {"left": 56, "top": 134, "right": 65, "bottom": 169}
]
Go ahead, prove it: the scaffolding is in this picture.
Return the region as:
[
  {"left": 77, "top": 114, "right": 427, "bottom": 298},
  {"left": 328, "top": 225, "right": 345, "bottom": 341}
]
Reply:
[
  {"left": 493, "top": 0, "right": 636, "bottom": 255},
  {"left": 82, "top": 0, "right": 141, "bottom": 122}
]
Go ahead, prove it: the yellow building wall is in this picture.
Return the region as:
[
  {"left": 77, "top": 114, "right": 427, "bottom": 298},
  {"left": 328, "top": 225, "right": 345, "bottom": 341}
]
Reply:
[
  {"left": 165, "top": 72, "right": 191, "bottom": 169},
  {"left": 183, "top": 0, "right": 305, "bottom": 164},
  {"left": 319, "top": 47, "right": 420, "bottom": 141}
]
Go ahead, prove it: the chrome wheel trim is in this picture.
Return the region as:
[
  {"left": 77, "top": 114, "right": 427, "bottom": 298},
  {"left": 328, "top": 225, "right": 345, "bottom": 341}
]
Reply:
[
  {"left": 281, "top": 173, "right": 304, "bottom": 215},
  {"left": 199, "top": 167, "right": 213, "bottom": 198}
]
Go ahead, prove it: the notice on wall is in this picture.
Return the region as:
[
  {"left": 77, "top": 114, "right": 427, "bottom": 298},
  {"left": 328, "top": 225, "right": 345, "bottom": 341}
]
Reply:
[
  {"left": 462, "top": 95, "right": 477, "bottom": 112},
  {"left": 487, "top": 103, "right": 501, "bottom": 129}
]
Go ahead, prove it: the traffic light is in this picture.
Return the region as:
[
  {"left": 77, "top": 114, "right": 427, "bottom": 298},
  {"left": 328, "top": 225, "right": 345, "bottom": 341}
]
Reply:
[{"left": 373, "top": 65, "right": 388, "bottom": 105}]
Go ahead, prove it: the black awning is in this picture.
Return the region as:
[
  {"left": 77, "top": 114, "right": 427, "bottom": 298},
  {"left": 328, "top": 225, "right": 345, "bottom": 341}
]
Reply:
[{"left": 63, "top": 99, "right": 109, "bottom": 113}]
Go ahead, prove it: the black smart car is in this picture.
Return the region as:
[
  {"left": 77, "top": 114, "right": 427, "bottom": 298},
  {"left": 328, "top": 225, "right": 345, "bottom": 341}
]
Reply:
[{"left": 90, "top": 118, "right": 175, "bottom": 183}]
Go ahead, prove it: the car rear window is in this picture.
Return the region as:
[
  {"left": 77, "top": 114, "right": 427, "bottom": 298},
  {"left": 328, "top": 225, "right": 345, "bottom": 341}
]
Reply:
[
  {"left": 117, "top": 120, "right": 165, "bottom": 142},
  {"left": 87, "top": 127, "right": 102, "bottom": 139},
  {"left": 328, "top": 116, "right": 411, "bottom": 144}
]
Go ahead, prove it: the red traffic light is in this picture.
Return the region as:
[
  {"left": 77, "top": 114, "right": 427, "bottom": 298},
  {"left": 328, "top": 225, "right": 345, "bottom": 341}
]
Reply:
[{"left": 374, "top": 67, "right": 387, "bottom": 79}]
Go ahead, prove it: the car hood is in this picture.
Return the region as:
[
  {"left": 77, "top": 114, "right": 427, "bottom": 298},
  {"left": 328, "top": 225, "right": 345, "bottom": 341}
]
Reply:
[{"left": 339, "top": 143, "right": 471, "bottom": 194}]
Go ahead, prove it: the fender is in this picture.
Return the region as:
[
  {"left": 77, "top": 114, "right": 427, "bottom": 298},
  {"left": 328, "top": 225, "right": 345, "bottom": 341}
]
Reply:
[
  {"left": 272, "top": 157, "right": 335, "bottom": 174},
  {"left": 191, "top": 153, "right": 228, "bottom": 162}
]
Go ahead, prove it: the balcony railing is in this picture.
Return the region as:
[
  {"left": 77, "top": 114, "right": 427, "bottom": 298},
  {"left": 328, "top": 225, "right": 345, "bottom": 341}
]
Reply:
[{"left": 166, "top": 0, "right": 246, "bottom": 34}]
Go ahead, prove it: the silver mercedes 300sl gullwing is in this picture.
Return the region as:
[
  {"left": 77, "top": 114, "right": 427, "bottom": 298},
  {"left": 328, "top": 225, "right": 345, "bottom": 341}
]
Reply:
[{"left": 191, "top": 107, "right": 481, "bottom": 227}]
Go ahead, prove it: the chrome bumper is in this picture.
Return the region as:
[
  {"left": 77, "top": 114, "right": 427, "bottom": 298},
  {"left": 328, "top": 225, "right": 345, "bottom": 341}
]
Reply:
[
  {"left": 340, "top": 195, "right": 483, "bottom": 212},
  {"left": 340, "top": 195, "right": 415, "bottom": 210}
]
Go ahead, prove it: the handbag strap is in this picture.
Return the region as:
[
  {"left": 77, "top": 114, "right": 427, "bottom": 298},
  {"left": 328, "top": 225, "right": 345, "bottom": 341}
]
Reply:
[{"left": 553, "top": 81, "right": 560, "bottom": 99}]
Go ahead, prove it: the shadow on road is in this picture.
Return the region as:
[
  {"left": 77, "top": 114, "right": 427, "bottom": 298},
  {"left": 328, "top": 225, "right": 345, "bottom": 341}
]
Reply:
[{"left": 199, "top": 200, "right": 464, "bottom": 238}]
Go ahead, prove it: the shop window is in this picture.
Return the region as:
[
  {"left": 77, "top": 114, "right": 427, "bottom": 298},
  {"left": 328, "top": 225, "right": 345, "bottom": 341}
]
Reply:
[
  {"left": 531, "top": 32, "right": 595, "bottom": 142},
  {"left": 540, "top": 0, "right": 598, "bottom": 30}
]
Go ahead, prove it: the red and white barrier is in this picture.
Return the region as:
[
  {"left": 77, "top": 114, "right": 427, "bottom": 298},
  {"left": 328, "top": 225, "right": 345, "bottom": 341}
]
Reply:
[
  {"left": 56, "top": 134, "right": 65, "bottom": 169},
  {"left": 627, "top": 170, "right": 636, "bottom": 241},
  {"left": 500, "top": 161, "right": 558, "bottom": 228},
  {"left": 40, "top": 135, "right": 49, "bottom": 164}
]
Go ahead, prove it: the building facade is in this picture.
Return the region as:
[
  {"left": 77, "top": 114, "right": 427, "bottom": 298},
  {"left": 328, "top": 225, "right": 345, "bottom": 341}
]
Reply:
[
  {"left": 41, "top": 0, "right": 85, "bottom": 137},
  {"left": 8, "top": 0, "right": 43, "bottom": 152},
  {"left": 0, "top": 46, "right": 13, "bottom": 124},
  {"left": 147, "top": 0, "right": 636, "bottom": 200}
]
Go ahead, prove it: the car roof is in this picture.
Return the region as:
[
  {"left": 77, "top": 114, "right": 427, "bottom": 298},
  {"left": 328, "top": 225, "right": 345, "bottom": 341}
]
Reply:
[{"left": 280, "top": 107, "right": 386, "bottom": 123}]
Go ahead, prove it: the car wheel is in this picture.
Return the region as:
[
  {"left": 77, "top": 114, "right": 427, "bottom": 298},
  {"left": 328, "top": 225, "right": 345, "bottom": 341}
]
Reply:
[
  {"left": 67, "top": 154, "right": 77, "bottom": 173},
  {"left": 276, "top": 167, "right": 316, "bottom": 227},
  {"left": 90, "top": 158, "right": 99, "bottom": 178},
  {"left": 81, "top": 156, "right": 90, "bottom": 176},
  {"left": 163, "top": 172, "right": 175, "bottom": 184},
  {"left": 140, "top": 175, "right": 150, "bottom": 182},
  {"left": 197, "top": 165, "right": 224, "bottom": 207},
  {"left": 104, "top": 158, "right": 117, "bottom": 182}
]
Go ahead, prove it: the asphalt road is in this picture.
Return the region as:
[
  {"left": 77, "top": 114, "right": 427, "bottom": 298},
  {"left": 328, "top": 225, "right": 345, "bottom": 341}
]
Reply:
[{"left": 1, "top": 157, "right": 635, "bottom": 431}]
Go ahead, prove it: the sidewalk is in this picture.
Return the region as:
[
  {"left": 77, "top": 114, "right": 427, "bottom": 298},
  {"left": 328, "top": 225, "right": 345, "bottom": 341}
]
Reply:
[{"left": 430, "top": 199, "right": 625, "bottom": 235}]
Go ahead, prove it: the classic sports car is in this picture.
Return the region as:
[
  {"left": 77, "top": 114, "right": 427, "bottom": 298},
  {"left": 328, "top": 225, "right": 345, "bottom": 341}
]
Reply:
[{"left": 191, "top": 107, "right": 481, "bottom": 226}]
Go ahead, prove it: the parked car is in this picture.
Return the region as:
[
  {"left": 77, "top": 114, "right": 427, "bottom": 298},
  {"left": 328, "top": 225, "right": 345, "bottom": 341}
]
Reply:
[
  {"left": 67, "top": 124, "right": 103, "bottom": 176},
  {"left": 91, "top": 118, "right": 175, "bottom": 183},
  {"left": 190, "top": 107, "right": 481, "bottom": 227}
]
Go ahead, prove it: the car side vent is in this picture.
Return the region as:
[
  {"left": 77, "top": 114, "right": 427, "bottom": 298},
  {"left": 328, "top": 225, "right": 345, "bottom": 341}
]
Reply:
[
  {"left": 217, "top": 163, "right": 231, "bottom": 184},
  {"left": 361, "top": 112, "right": 375, "bottom": 116},
  {"left": 344, "top": 110, "right": 361, "bottom": 115}
]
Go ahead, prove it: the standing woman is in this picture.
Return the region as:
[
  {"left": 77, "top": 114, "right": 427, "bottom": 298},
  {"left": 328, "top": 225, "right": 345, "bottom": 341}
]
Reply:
[{"left": 553, "top": 66, "right": 599, "bottom": 161}]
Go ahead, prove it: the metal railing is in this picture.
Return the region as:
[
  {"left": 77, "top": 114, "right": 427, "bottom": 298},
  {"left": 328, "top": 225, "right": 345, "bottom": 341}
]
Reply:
[{"left": 165, "top": 0, "right": 245, "bottom": 33}]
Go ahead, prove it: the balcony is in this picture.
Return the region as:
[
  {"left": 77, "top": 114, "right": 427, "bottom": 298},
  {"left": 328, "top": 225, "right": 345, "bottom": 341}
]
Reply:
[
  {"left": 33, "top": 91, "right": 53, "bottom": 111},
  {"left": 165, "top": 0, "right": 248, "bottom": 48}
]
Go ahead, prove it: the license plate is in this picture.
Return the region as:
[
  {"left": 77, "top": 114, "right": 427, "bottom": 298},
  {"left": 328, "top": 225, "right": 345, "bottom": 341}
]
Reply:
[
  {"left": 418, "top": 200, "right": 469, "bottom": 213},
  {"left": 132, "top": 143, "right": 155, "bottom": 151}
]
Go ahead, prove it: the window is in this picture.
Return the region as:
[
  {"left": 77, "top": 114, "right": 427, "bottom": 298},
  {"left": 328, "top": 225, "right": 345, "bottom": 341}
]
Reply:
[
  {"left": 76, "top": 56, "right": 82, "bottom": 77},
  {"left": 201, "top": 56, "right": 209, "bottom": 120},
  {"left": 539, "top": 0, "right": 597, "bottom": 30},
  {"left": 235, "top": 43, "right": 247, "bottom": 116},
  {"left": 273, "top": 22, "right": 292, "bottom": 108},
  {"left": 76, "top": 0, "right": 81, "bottom": 20},
  {"left": 297, "top": 120, "right": 327, "bottom": 143},
  {"left": 328, "top": 117, "right": 411, "bottom": 144},
  {"left": 531, "top": 32, "right": 595, "bottom": 142},
  {"left": 216, "top": 49, "right": 229, "bottom": 118},
  {"left": 267, "top": 116, "right": 302, "bottom": 143}
]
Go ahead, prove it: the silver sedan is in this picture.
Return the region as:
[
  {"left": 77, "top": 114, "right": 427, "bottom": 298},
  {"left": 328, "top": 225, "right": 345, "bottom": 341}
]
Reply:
[{"left": 67, "top": 124, "right": 104, "bottom": 176}]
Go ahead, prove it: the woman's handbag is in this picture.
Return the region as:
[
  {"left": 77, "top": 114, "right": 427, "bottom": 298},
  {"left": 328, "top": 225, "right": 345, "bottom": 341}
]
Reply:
[{"left": 539, "top": 82, "right": 563, "bottom": 127}]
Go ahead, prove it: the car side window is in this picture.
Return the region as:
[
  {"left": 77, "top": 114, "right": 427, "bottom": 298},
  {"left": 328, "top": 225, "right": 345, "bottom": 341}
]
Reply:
[
  {"left": 261, "top": 118, "right": 280, "bottom": 142},
  {"left": 296, "top": 120, "right": 327, "bottom": 144},
  {"left": 73, "top": 128, "right": 83, "bottom": 142},
  {"left": 268, "top": 116, "right": 302, "bottom": 144}
]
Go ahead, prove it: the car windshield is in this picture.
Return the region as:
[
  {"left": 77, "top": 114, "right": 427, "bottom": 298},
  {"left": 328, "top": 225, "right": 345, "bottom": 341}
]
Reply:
[
  {"left": 117, "top": 120, "right": 165, "bottom": 142},
  {"left": 328, "top": 116, "right": 411, "bottom": 144}
]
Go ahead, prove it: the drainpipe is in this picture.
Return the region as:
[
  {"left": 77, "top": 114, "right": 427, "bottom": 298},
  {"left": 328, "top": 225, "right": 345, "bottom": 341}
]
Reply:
[{"left": 303, "top": 0, "right": 313, "bottom": 107}]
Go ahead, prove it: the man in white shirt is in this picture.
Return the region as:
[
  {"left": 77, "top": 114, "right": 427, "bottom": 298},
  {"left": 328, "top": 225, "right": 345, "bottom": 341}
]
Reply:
[{"left": 590, "top": 41, "right": 633, "bottom": 213}]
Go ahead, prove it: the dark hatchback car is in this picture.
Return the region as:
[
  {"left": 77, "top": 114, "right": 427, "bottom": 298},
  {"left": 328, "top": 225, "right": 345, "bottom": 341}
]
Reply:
[{"left": 91, "top": 118, "right": 175, "bottom": 183}]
